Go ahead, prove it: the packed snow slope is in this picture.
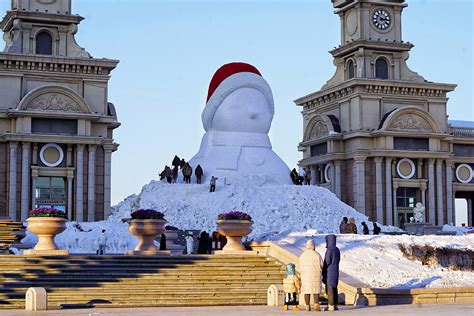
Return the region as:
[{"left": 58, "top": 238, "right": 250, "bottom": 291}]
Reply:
[
  {"left": 110, "top": 180, "right": 389, "bottom": 237},
  {"left": 269, "top": 232, "right": 474, "bottom": 289}
]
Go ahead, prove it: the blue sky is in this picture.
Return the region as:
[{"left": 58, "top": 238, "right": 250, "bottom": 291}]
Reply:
[{"left": 1, "top": 0, "right": 472, "bottom": 205}]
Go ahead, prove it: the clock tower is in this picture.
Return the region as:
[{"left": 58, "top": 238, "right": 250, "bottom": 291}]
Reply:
[{"left": 294, "top": 0, "right": 471, "bottom": 228}]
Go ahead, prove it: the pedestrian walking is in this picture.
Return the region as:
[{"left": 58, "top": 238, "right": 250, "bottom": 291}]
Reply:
[
  {"left": 195, "top": 164, "right": 203, "bottom": 184},
  {"left": 339, "top": 217, "right": 348, "bottom": 234},
  {"left": 361, "top": 221, "right": 369, "bottom": 235},
  {"left": 373, "top": 222, "right": 381, "bottom": 235},
  {"left": 185, "top": 232, "right": 194, "bottom": 255},
  {"left": 346, "top": 217, "right": 358, "bottom": 234},
  {"left": 97, "top": 229, "right": 107, "bottom": 255}
]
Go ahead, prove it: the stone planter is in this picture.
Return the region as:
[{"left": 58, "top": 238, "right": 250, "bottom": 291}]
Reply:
[
  {"left": 127, "top": 219, "right": 169, "bottom": 256},
  {"left": 24, "top": 217, "right": 68, "bottom": 255},
  {"left": 216, "top": 220, "right": 253, "bottom": 253}
]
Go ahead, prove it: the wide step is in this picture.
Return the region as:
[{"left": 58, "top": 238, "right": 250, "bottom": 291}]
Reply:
[{"left": 0, "top": 255, "right": 284, "bottom": 309}]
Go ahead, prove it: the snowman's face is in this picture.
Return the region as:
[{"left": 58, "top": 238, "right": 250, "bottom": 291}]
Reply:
[{"left": 211, "top": 88, "right": 273, "bottom": 133}]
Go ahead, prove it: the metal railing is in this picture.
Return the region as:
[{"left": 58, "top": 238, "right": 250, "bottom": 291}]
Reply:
[{"left": 450, "top": 126, "right": 474, "bottom": 137}]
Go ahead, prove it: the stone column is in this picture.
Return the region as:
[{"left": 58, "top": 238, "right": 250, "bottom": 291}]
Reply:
[
  {"left": 421, "top": 183, "right": 427, "bottom": 222},
  {"left": 334, "top": 161, "right": 342, "bottom": 199},
  {"left": 31, "top": 176, "right": 37, "bottom": 210},
  {"left": 311, "top": 165, "right": 317, "bottom": 185},
  {"left": 436, "top": 159, "right": 444, "bottom": 225},
  {"left": 331, "top": 161, "right": 336, "bottom": 193},
  {"left": 67, "top": 176, "right": 73, "bottom": 221},
  {"left": 446, "top": 161, "right": 454, "bottom": 225},
  {"left": 87, "top": 145, "right": 96, "bottom": 222},
  {"left": 393, "top": 181, "right": 399, "bottom": 227},
  {"left": 20, "top": 142, "right": 31, "bottom": 221},
  {"left": 104, "top": 147, "right": 113, "bottom": 219},
  {"left": 427, "top": 159, "right": 436, "bottom": 224},
  {"left": 468, "top": 199, "right": 473, "bottom": 227},
  {"left": 385, "top": 158, "right": 393, "bottom": 226},
  {"left": 75, "top": 145, "right": 84, "bottom": 222},
  {"left": 8, "top": 142, "right": 18, "bottom": 220},
  {"left": 354, "top": 156, "right": 366, "bottom": 214},
  {"left": 375, "top": 157, "right": 384, "bottom": 223}
]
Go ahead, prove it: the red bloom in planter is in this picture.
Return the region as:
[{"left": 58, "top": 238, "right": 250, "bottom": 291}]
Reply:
[{"left": 217, "top": 211, "right": 252, "bottom": 221}]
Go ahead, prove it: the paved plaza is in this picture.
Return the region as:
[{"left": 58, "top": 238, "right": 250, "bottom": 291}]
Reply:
[{"left": 0, "top": 304, "right": 472, "bottom": 316}]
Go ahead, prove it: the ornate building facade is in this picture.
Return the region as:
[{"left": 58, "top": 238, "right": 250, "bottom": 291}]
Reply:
[
  {"left": 296, "top": 0, "right": 474, "bottom": 227},
  {"left": 0, "top": 0, "right": 120, "bottom": 221}
]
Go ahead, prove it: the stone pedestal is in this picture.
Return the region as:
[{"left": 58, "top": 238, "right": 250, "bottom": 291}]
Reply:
[{"left": 404, "top": 223, "right": 430, "bottom": 235}]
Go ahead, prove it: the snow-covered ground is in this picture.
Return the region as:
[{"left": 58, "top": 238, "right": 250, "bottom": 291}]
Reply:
[{"left": 267, "top": 231, "right": 474, "bottom": 289}]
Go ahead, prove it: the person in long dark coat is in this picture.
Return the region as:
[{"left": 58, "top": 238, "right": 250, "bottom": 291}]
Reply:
[
  {"left": 195, "top": 165, "right": 203, "bottom": 184},
  {"left": 361, "top": 222, "right": 369, "bottom": 235},
  {"left": 197, "top": 231, "right": 208, "bottom": 254},
  {"left": 159, "top": 233, "right": 167, "bottom": 251},
  {"left": 322, "top": 234, "right": 340, "bottom": 311}
]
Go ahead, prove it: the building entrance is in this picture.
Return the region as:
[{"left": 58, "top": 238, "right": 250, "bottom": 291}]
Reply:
[
  {"left": 396, "top": 187, "right": 420, "bottom": 228},
  {"left": 35, "top": 177, "right": 67, "bottom": 212}
]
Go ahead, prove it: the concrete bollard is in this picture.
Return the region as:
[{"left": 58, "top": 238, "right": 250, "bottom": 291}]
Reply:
[
  {"left": 267, "top": 284, "right": 284, "bottom": 306},
  {"left": 25, "top": 287, "right": 48, "bottom": 311}
]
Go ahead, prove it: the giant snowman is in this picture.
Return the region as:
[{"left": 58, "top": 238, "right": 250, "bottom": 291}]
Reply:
[{"left": 189, "top": 62, "right": 292, "bottom": 185}]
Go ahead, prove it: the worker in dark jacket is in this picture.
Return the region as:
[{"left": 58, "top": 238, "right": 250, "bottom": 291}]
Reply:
[
  {"left": 322, "top": 234, "right": 340, "bottom": 311},
  {"left": 361, "top": 222, "right": 369, "bottom": 235}
]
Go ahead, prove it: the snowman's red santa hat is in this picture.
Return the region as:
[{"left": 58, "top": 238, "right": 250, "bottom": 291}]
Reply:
[{"left": 202, "top": 62, "right": 275, "bottom": 131}]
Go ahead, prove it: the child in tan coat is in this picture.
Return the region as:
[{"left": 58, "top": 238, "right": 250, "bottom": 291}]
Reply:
[{"left": 283, "top": 263, "right": 301, "bottom": 311}]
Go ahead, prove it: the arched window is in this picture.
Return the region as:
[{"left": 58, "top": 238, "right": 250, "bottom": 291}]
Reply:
[
  {"left": 347, "top": 60, "right": 355, "bottom": 79},
  {"left": 36, "top": 31, "right": 53, "bottom": 55},
  {"left": 375, "top": 58, "right": 389, "bottom": 79}
]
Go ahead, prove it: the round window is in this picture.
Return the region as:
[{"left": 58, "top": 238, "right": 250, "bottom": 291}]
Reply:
[
  {"left": 324, "top": 164, "right": 332, "bottom": 183},
  {"left": 39, "top": 143, "right": 64, "bottom": 167},
  {"left": 456, "top": 164, "right": 473, "bottom": 184},
  {"left": 396, "top": 158, "right": 415, "bottom": 179}
]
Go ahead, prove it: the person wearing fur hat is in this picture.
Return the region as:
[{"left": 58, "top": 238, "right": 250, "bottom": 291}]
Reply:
[
  {"left": 189, "top": 62, "right": 292, "bottom": 185},
  {"left": 283, "top": 263, "right": 301, "bottom": 311},
  {"left": 299, "top": 239, "right": 323, "bottom": 311}
]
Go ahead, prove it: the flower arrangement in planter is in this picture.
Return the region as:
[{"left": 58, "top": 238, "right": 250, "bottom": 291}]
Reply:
[
  {"left": 24, "top": 207, "right": 68, "bottom": 255},
  {"left": 216, "top": 211, "right": 253, "bottom": 253},
  {"left": 217, "top": 211, "right": 253, "bottom": 222},
  {"left": 131, "top": 209, "right": 165, "bottom": 220},
  {"left": 29, "top": 207, "right": 68, "bottom": 219},
  {"left": 127, "top": 209, "right": 168, "bottom": 255}
]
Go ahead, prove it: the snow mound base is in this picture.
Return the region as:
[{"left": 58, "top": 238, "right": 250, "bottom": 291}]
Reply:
[{"left": 111, "top": 180, "right": 398, "bottom": 238}]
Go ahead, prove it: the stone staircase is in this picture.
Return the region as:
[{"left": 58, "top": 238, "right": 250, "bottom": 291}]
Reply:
[{"left": 0, "top": 255, "right": 284, "bottom": 309}]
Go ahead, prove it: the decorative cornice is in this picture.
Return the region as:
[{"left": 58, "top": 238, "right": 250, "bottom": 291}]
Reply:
[
  {"left": 1, "top": 11, "right": 84, "bottom": 30},
  {"left": 295, "top": 79, "right": 456, "bottom": 110},
  {"left": 0, "top": 53, "right": 118, "bottom": 77},
  {"left": 329, "top": 40, "right": 413, "bottom": 58}
]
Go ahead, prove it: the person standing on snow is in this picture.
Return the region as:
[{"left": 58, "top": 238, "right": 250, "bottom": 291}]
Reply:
[
  {"left": 195, "top": 164, "right": 203, "bottom": 184},
  {"left": 373, "top": 222, "right": 381, "bottom": 235},
  {"left": 209, "top": 176, "right": 218, "bottom": 192},
  {"left": 97, "top": 229, "right": 107, "bottom": 255},
  {"left": 172, "top": 165, "right": 178, "bottom": 184},
  {"left": 299, "top": 239, "right": 323, "bottom": 311},
  {"left": 185, "top": 232, "right": 194, "bottom": 255},
  {"left": 322, "top": 235, "right": 341, "bottom": 311},
  {"left": 304, "top": 169, "right": 311, "bottom": 185},
  {"left": 346, "top": 218, "right": 358, "bottom": 234},
  {"left": 164, "top": 165, "right": 172, "bottom": 184},
  {"left": 298, "top": 167, "right": 306, "bottom": 185},
  {"left": 182, "top": 163, "right": 193, "bottom": 184},
  {"left": 339, "top": 217, "right": 348, "bottom": 234},
  {"left": 361, "top": 222, "right": 369, "bottom": 235},
  {"left": 172, "top": 155, "right": 181, "bottom": 168}
]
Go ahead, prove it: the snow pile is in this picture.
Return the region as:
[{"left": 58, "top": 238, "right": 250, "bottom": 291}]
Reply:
[
  {"left": 21, "top": 221, "right": 137, "bottom": 255},
  {"left": 269, "top": 232, "right": 474, "bottom": 289},
  {"left": 443, "top": 224, "right": 473, "bottom": 236},
  {"left": 110, "top": 180, "right": 397, "bottom": 238}
]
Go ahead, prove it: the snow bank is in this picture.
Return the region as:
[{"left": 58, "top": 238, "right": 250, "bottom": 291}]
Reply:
[
  {"left": 269, "top": 232, "right": 474, "bottom": 289},
  {"left": 110, "top": 180, "right": 398, "bottom": 238}
]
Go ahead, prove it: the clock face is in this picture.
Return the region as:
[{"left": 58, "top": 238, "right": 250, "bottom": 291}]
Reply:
[{"left": 372, "top": 9, "right": 391, "bottom": 30}]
